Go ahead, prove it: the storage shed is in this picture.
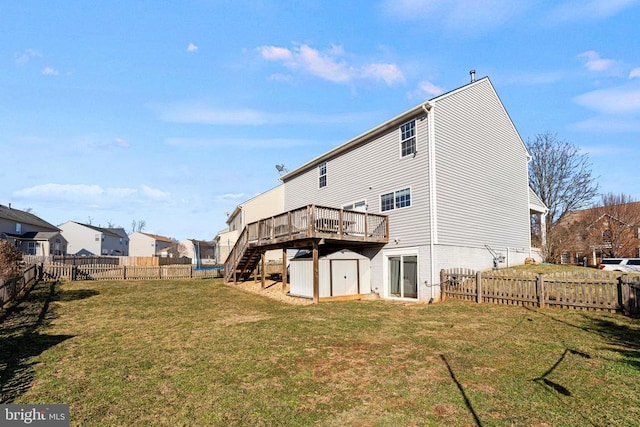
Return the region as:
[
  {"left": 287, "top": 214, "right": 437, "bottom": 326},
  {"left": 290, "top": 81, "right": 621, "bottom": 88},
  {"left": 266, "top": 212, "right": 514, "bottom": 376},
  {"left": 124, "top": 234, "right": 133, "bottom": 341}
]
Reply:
[{"left": 289, "top": 249, "right": 371, "bottom": 299}]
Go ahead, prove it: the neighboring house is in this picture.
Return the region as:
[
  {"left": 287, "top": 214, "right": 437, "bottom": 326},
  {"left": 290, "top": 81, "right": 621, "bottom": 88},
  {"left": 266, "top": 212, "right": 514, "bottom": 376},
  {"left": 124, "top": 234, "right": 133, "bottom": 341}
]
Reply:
[
  {"left": 556, "top": 202, "right": 640, "bottom": 265},
  {"left": 180, "top": 239, "right": 217, "bottom": 265},
  {"left": 215, "top": 184, "right": 284, "bottom": 263},
  {"left": 59, "top": 221, "right": 129, "bottom": 256},
  {"left": 129, "top": 232, "right": 175, "bottom": 257},
  {"left": 229, "top": 75, "right": 546, "bottom": 302},
  {"left": 0, "top": 204, "right": 67, "bottom": 256}
]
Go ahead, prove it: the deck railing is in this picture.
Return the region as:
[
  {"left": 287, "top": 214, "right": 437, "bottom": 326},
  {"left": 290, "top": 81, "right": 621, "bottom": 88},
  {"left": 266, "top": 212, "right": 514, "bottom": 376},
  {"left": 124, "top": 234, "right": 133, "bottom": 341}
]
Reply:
[{"left": 224, "top": 205, "right": 388, "bottom": 282}]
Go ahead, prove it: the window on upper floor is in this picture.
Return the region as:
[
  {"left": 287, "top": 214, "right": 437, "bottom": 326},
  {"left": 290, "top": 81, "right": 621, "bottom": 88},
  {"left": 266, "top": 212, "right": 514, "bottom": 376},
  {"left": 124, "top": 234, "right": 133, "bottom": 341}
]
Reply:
[
  {"left": 603, "top": 229, "right": 612, "bottom": 245},
  {"left": 15, "top": 223, "right": 21, "bottom": 234},
  {"left": 319, "top": 162, "right": 327, "bottom": 188},
  {"left": 381, "top": 188, "right": 411, "bottom": 212},
  {"left": 400, "top": 119, "right": 416, "bottom": 157}
]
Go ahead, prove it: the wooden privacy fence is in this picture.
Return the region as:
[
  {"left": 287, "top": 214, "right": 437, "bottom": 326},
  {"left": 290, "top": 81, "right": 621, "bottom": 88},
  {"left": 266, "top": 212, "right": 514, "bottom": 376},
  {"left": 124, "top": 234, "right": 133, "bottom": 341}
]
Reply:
[
  {"left": 42, "top": 264, "right": 221, "bottom": 282},
  {"left": 1, "top": 264, "right": 39, "bottom": 309},
  {"left": 441, "top": 268, "right": 640, "bottom": 316}
]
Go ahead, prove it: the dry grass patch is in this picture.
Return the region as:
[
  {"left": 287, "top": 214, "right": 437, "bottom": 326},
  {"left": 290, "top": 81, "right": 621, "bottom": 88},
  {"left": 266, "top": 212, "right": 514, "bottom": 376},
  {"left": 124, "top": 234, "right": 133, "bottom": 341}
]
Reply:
[{"left": 1, "top": 278, "right": 638, "bottom": 426}]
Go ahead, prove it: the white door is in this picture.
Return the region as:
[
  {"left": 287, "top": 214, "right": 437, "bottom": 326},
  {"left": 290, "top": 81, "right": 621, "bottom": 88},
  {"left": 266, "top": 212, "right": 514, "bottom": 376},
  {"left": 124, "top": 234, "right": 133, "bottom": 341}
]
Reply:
[{"left": 331, "top": 260, "right": 359, "bottom": 296}]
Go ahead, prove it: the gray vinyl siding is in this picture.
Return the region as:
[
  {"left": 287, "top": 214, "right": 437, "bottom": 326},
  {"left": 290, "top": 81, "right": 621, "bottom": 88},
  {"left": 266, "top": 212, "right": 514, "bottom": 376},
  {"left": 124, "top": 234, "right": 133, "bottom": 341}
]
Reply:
[
  {"left": 433, "top": 79, "right": 531, "bottom": 250},
  {"left": 284, "top": 113, "right": 432, "bottom": 248}
]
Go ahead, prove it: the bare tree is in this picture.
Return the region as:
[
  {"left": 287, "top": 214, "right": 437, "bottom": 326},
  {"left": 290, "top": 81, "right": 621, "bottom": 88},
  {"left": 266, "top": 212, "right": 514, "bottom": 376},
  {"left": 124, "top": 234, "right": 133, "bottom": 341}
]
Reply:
[
  {"left": 131, "top": 219, "right": 147, "bottom": 233},
  {"left": 582, "top": 193, "right": 640, "bottom": 258},
  {"left": 527, "top": 132, "right": 599, "bottom": 261}
]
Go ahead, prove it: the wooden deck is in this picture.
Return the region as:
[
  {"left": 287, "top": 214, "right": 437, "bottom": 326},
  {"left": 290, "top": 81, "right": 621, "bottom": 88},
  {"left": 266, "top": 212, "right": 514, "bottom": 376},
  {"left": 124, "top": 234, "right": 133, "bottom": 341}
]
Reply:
[{"left": 224, "top": 205, "right": 389, "bottom": 293}]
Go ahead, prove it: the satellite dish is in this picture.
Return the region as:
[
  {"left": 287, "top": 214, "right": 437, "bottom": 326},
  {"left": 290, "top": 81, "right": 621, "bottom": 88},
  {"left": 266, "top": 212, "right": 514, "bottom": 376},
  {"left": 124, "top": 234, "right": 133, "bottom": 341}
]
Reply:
[{"left": 275, "top": 164, "right": 288, "bottom": 174}]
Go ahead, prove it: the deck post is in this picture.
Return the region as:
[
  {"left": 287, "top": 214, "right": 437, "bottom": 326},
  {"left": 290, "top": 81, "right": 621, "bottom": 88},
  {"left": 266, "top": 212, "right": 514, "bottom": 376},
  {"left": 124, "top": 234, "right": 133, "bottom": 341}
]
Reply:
[
  {"left": 282, "top": 248, "right": 288, "bottom": 294},
  {"left": 312, "top": 241, "right": 319, "bottom": 304},
  {"left": 364, "top": 213, "right": 368, "bottom": 239},
  {"left": 261, "top": 252, "right": 266, "bottom": 289}
]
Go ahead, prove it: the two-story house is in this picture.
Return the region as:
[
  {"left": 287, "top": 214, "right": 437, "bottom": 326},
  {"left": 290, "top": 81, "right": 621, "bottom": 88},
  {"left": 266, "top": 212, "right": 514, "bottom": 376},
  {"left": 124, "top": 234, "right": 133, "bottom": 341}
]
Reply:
[
  {"left": 0, "top": 204, "right": 67, "bottom": 256},
  {"left": 226, "top": 75, "right": 546, "bottom": 303},
  {"left": 216, "top": 184, "right": 284, "bottom": 263},
  {"left": 59, "top": 221, "right": 129, "bottom": 256},
  {"left": 129, "top": 232, "right": 175, "bottom": 257}
]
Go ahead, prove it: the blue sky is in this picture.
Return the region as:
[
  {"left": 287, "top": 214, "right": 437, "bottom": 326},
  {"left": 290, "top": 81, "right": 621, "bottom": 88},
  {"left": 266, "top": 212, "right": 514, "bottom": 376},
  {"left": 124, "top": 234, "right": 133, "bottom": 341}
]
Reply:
[{"left": 2, "top": 0, "right": 639, "bottom": 240}]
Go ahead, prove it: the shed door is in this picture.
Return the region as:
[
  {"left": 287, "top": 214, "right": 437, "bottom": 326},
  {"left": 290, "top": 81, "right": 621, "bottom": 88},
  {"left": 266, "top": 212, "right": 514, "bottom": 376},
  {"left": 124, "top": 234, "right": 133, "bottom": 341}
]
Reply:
[{"left": 331, "top": 260, "right": 359, "bottom": 296}]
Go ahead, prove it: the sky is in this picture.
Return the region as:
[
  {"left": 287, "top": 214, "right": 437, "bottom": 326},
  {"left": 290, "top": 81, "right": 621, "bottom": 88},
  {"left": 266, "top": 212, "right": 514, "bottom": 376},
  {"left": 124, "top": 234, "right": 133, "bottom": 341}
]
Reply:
[{"left": 1, "top": 0, "right": 640, "bottom": 241}]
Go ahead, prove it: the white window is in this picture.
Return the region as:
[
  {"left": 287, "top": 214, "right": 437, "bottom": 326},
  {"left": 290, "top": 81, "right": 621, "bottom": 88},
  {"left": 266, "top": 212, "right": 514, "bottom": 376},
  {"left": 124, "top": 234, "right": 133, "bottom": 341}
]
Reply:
[
  {"left": 381, "top": 188, "right": 411, "bottom": 212},
  {"left": 400, "top": 120, "right": 416, "bottom": 157},
  {"left": 16, "top": 223, "right": 22, "bottom": 234},
  {"left": 319, "top": 162, "right": 327, "bottom": 188},
  {"left": 343, "top": 200, "right": 366, "bottom": 212},
  {"left": 27, "top": 241, "right": 37, "bottom": 255}
]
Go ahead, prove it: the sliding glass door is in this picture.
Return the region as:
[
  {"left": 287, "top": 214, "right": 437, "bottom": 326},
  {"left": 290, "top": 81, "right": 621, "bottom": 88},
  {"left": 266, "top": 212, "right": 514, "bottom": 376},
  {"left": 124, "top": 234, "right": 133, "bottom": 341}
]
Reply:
[{"left": 388, "top": 254, "right": 417, "bottom": 299}]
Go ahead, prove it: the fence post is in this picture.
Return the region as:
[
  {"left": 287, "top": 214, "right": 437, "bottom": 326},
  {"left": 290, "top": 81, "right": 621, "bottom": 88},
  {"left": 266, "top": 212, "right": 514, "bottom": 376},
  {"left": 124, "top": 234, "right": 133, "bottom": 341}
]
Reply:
[
  {"left": 476, "top": 271, "right": 482, "bottom": 303},
  {"left": 617, "top": 275, "right": 629, "bottom": 315},
  {"left": 440, "top": 269, "right": 446, "bottom": 301},
  {"left": 72, "top": 265, "right": 77, "bottom": 281},
  {"left": 123, "top": 265, "right": 127, "bottom": 280},
  {"left": 537, "top": 274, "right": 545, "bottom": 308},
  {"left": 38, "top": 263, "right": 44, "bottom": 281}
]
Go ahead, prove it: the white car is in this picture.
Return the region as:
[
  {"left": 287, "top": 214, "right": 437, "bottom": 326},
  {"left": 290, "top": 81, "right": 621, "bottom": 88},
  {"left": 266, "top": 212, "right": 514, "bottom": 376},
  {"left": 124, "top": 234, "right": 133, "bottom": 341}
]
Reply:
[{"left": 598, "top": 258, "right": 640, "bottom": 273}]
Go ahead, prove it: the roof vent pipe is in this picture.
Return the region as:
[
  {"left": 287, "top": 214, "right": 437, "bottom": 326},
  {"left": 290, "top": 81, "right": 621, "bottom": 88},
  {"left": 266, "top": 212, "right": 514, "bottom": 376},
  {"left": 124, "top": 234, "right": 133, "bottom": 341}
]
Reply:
[{"left": 470, "top": 69, "right": 476, "bottom": 82}]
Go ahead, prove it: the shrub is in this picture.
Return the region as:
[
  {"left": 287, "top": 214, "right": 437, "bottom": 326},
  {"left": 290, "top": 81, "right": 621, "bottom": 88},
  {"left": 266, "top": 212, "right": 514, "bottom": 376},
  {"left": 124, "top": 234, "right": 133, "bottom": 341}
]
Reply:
[{"left": 0, "top": 239, "right": 22, "bottom": 282}]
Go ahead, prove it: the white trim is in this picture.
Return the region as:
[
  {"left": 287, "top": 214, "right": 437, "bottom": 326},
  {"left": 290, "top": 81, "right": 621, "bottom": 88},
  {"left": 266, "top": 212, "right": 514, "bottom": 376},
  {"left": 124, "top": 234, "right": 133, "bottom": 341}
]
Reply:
[
  {"left": 382, "top": 247, "right": 420, "bottom": 301},
  {"left": 427, "top": 106, "right": 438, "bottom": 290}
]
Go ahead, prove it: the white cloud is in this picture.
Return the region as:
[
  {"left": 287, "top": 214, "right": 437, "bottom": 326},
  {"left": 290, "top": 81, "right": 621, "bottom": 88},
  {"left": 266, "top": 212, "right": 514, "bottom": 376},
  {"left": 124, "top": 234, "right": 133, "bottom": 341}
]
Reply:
[
  {"left": 380, "top": 0, "right": 529, "bottom": 34},
  {"left": 155, "top": 103, "right": 266, "bottom": 125},
  {"left": 13, "top": 183, "right": 171, "bottom": 205},
  {"left": 187, "top": 43, "right": 198, "bottom": 52},
  {"left": 114, "top": 138, "right": 129, "bottom": 148},
  {"left": 502, "top": 71, "right": 565, "bottom": 86},
  {"left": 259, "top": 46, "right": 293, "bottom": 61},
  {"left": 42, "top": 66, "right": 59, "bottom": 76},
  {"left": 629, "top": 68, "right": 640, "bottom": 79},
  {"left": 258, "top": 43, "right": 404, "bottom": 86},
  {"left": 15, "top": 49, "right": 41, "bottom": 65},
  {"left": 165, "top": 137, "right": 316, "bottom": 149},
  {"left": 574, "top": 85, "right": 640, "bottom": 114},
  {"left": 213, "top": 193, "right": 246, "bottom": 204},
  {"left": 570, "top": 117, "right": 640, "bottom": 132},
  {"left": 577, "top": 51, "right": 617, "bottom": 72},
  {"left": 410, "top": 80, "right": 445, "bottom": 99},
  {"left": 548, "top": 0, "right": 639, "bottom": 22},
  {"left": 154, "top": 103, "right": 376, "bottom": 125}
]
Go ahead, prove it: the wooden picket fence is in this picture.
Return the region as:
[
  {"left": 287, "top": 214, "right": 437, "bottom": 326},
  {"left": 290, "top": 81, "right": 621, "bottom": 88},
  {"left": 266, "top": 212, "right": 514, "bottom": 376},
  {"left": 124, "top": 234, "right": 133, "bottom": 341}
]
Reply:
[
  {"left": 0, "top": 264, "right": 39, "bottom": 309},
  {"left": 42, "top": 264, "right": 222, "bottom": 282},
  {"left": 441, "top": 268, "right": 640, "bottom": 316}
]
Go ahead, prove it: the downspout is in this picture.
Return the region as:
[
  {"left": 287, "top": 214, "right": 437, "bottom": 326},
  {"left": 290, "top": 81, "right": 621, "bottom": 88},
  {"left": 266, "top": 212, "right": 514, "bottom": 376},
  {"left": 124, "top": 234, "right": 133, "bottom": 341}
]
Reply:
[{"left": 425, "top": 101, "right": 438, "bottom": 300}]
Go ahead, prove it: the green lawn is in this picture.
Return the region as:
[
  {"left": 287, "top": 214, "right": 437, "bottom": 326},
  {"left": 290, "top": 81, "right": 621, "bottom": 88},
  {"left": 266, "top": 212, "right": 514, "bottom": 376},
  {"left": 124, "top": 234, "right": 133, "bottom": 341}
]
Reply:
[{"left": 1, "top": 278, "right": 639, "bottom": 426}]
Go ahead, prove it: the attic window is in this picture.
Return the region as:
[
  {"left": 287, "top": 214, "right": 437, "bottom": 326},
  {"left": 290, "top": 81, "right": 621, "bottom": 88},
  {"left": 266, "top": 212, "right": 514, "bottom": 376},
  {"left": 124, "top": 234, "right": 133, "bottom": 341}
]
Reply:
[
  {"left": 400, "top": 120, "right": 416, "bottom": 157},
  {"left": 16, "top": 223, "right": 21, "bottom": 234}
]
